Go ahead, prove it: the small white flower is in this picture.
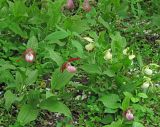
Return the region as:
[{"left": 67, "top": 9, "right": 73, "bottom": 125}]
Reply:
[
  {"left": 155, "top": 83, "right": 160, "bottom": 87},
  {"left": 123, "top": 47, "right": 129, "bottom": 55},
  {"left": 144, "top": 68, "right": 153, "bottom": 76},
  {"left": 129, "top": 54, "right": 135, "bottom": 60},
  {"left": 85, "top": 43, "right": 95, "bottom": 51},
  {"left": 83, "top": 37, "right": 94, "bottom": 43},
  {"left": 75, "top": 95, "right": 81, "bottom": 100},
  {"left": 104, "top": 49, "right": 112, "bottom": 60},
  {"left": 141, "top": 82, "right": 150, "bottom": 89},
  {"left": 81, "top": 94, "right": 87, "bottom": 100}
]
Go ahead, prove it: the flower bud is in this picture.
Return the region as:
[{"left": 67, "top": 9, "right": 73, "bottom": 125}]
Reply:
[
  {"left": 125, "top": 109, "right": 134, "bottom": 121},
  {"left": 141, "top": 82, "right": 150, "bottom": 89},
  {"left": 66, "top": 65, "right": 77, "bottom": 73},
  {"left": 66, "top": 0, "right": 74, "bottom": 10},
  {"left": 82, "top": 0, "right": 91, "bottom": 12},
  {"left": 104, "top": 50, "right": 112, "bottom": 60},
  {"left": 85, "top": 43, "right": 94, "bottom": 51},
  {"left": 129, "top": 54, "right": 135, "bottom": 60},
  {"left": 144, "top": 68, "right": 153, "bottom": 76}
]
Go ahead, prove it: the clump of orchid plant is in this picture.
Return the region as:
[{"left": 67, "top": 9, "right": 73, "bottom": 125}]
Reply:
[{"left": 61, "top": 58, "right": 80, "bottom": 73}]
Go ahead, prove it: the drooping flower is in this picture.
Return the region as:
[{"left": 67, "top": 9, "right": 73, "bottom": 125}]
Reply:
[
  {"left": 144, "top": 68, "right": 153, "bottom": 76},
  {"left": 129, "top": 54, "right": 135, "bottom": 60},
  {"left": 83, "top": 37, "right": 94, "bottom": 43},
  {"left": 61, "top": 58, "right": 80, "bottom": 73},
  {"left": 66, "top": 63, "right": 77, "bottom": 73},
  {"left": 82, "top": 0, "right": 91, "bottom": 12},
  {"left": 141, "top": 81, "right": 150, "bottom": 89},
  {"left": 104, "top": 49, "right": 112, "bottom": 60},
  {"left": 85, "top": 43, "right": 95, "bottom": 51},
  {"left": 66, "top": 0, "right": 75, "bottom": 10},
  {"left": 123, "top": 47, "right": 129, "bottom": 55},
  {"left": 23, "top": 48, "right": 35, "bottom": 63},
  {"left": 124, "top": 109, "right": 134, "bottom": 121}
]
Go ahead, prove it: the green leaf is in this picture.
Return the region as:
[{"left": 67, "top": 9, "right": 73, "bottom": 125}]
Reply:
[
  {"left": 17, "top": 104, "right": 39, "bottom": 126},
  {"left": 0, "top": 63, "right": 16, "bottom": 71},
  {"left": 81, "top": 64, "right": 102, "bottom": 74},
  {"left": 122, "top": 92, "right": 132, "bottom": 110},
  {"left": 103, "top": 69, "right": 115, "bottom": 77},
  {"left": 48, "top": 50, "right": 64, "bottom": 66},
  {"left": 25, "top": 70, "right": 38, "bottom": 86},
  {"left": 138, "top": 93, "right": 148, "bottom": 99},
  {"left": 71, "top": 40, "right": 84, "bottom": 57},
  {"left": 152, "top": 15, "right": 160, "bottom": 27},
  {"left": 47, "top": 0, "right": 64, "bottom": 28},
  {"left": 27, "top": 36, "right": 38, "bottom": 51},
  {"left": 4, "top": 90, "right": 16, "bottom": 110},
  {"left": 8, "top": 22, "right": 27, "bottom": 38},
  {"left": 133, "top": 122, "right": 145, "bottom": 127},
  {"left": 15, "top": 71, "right": 24, "bottom": 90},
  {"left": 12, "top": 0, "right": 28, "bottom": 17},
  {"left": 99, "top": 94, "right": 120, "bottom": 109},
  {"left": 45, "top": 31, "right": 69, "bottom": 41},
  {"left": 98, "top": 16, "right": 111, "bottom": 31},
  {"left": 103, "top": 119, "right": 122, "bottom": 127},
  {"left": 40, "top": 97, "right": 71, "bottom": 117},
  {"left": 64, "top": 16, "right": 90, "bottom": 34},
  {"left": 51, "top": 68, "right": 74, "bottom": 90},
  {"left": 104, "top": 108, "right": 118, "bottom": 113},
  {"left": 131, "top": 97, "right": 140, "bottom": 103},
  {"left": 122, "top": 96, "right": 130, "bottom": 111},
  {"left": 110, "top": 32, "right": 126, "bottom": 55},
  {"left": 137, "top": 53, "right": 143, "bottom": 68}
]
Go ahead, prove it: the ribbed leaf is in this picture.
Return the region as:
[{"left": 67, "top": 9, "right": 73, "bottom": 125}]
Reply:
[
  {"left": 40, "top": 97, "right": 71, "bottom": 117},
  {"left": 51, "top": 68, "right": 74, "bottom": 90},
  {"left": 17, "top": 104, "right": 39, "bottom": 126}
]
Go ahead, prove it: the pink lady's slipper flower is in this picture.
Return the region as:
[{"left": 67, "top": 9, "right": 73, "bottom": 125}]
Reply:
[
  {"left": 82, "top": 0, "right": 91, "bottom": 12},
  {"left": 124, "top": 109, "right": 134, "bottom": 121},
  {"left": 66, "top": 0, "right": 75, "bottom": 10},
  {"left": 66, "top": 63, "right": 77, "bottom": 73},
  {"left": 23, "top": 48, "right": 35, "bottom": 63},
  {"left": 61, "top": 58, "right": 80, "bottom": 73}
]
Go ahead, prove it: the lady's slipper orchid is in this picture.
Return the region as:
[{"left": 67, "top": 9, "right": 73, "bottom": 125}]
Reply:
[
  {"left": 124, "top": 109, "right": 134, "bottom": 121},
  {"left": 141, "top": 81, "right": 150, "bottom": 89},
  {"left": 104, "top": 49, "right": 112, "bottom": 60},
  {"left": 129, "top": 54, "right": 135, "bottom": 60},
  {"left": 24, "top": 48, "right": 35, "bottom": 63},
  {"left": 83, "top": 37, "right": 94, "bottom": 43},
  {"left": 66, "top": 0, "right": 75, "bottom": 10},
  {"left": 66, "top": 64, "right": 77, "bottom": 73},
  {"left": 123, "top": 47, "right": 129, "bottom": 55},
  {"left": 144, "top": 68, "right": 153, "bottom": 76},
  {"left": 85, "top": 43, "right": 95, "bottom": 51},
  {"left": 82, "top": 0, "right": 91, "bottom": 12},
  {"left": 61, "top": 58, "right": 80, "bottom": 73}
]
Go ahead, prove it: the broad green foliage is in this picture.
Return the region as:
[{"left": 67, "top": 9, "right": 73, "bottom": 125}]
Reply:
[
  {"left": 0, "top": 0, "right": 159, "bottom": 126},
  {"left": 51, "top": 68, "right": 74, "bottom": 90},
  {"left": 40, "top": 97, "right": 71, "bottom": 117},
  {"left": 17, "top": 104, "right": 39, "bottom": 126}
]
